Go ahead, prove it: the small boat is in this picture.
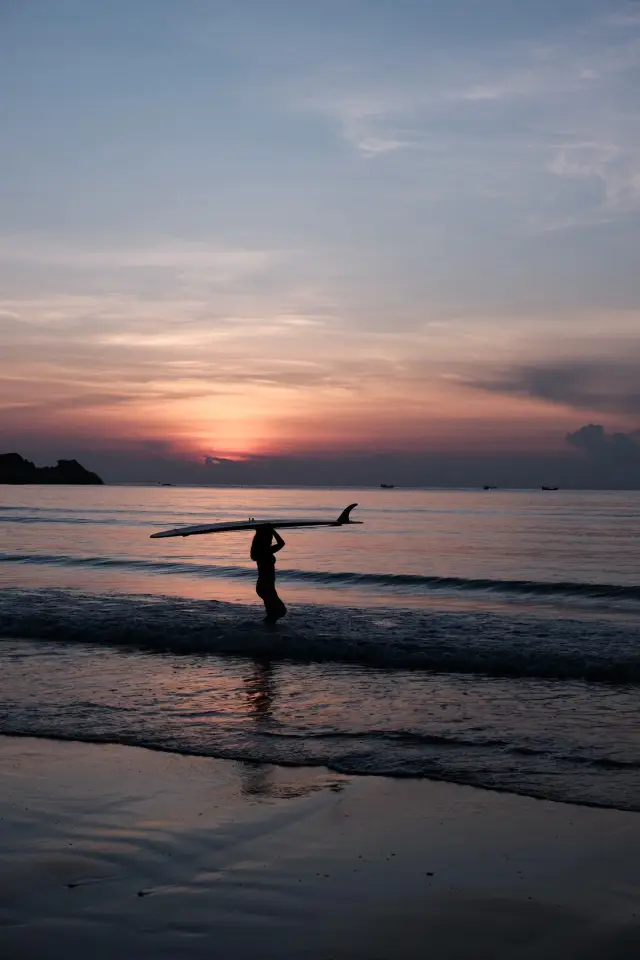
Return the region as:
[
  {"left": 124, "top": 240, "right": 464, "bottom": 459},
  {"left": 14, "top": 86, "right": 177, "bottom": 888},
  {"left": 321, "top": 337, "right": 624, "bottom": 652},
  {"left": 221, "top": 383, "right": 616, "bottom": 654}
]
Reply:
[
  {"left": 541, "top": 486, "right": 559, "bottom": 491},
  {"left": 483, "top": 485, "right": 497, "bottom": 490},
  {"left": 380, "top": 483, "right": 395, "bottom": 489}
]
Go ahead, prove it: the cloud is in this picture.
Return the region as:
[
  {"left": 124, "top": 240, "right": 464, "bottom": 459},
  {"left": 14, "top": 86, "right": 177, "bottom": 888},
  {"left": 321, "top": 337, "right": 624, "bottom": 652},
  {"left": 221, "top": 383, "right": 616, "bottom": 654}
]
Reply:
[
  {"left": 291, "top": 5, "right": 640, "bottom": 231},
  {"left": 566, "top": 423, "right": 640, "bottom": 464},
  {"left": 0, "top": 236, "right": 285, "bottom": 279},
  {"left": 606, "top": 9, "right": 640, "bottom": 28},
  {"left": 467, "top": 360, "right": 640, "bottom": 416}
]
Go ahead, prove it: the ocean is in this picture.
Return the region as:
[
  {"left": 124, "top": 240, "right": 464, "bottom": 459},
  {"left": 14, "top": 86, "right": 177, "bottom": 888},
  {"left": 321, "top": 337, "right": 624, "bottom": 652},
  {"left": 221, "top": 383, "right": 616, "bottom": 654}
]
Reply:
[{"left": 1, "top": 485, "right": 638, "bottom": 811}]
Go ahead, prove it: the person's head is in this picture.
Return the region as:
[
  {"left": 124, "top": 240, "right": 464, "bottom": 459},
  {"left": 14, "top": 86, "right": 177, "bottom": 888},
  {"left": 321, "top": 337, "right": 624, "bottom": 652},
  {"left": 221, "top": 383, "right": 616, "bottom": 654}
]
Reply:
[{"left": 250, "top": 525, "right": 272, "bottom": 560}]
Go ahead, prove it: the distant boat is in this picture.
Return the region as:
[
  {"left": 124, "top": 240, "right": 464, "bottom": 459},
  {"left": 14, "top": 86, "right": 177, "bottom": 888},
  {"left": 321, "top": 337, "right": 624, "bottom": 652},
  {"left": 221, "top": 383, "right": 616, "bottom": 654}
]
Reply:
[
  {"left": 380, "top": 483, "right": 395, "bottom": 489},
  {"left": 159, "top": 482, "right": 176, "bottom": 487},
  {"left": 541, "top": 486, "right": 559, "bottom": 491},
  {"left": 483, "top": 485, "right": 497, "bottom": 490}
]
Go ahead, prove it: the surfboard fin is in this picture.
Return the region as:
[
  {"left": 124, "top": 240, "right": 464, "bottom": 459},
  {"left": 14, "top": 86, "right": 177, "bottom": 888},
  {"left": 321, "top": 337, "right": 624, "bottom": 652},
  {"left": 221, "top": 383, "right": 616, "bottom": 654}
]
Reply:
[{"left": 336, "top": 502, "right": 359, "bottom": 524}]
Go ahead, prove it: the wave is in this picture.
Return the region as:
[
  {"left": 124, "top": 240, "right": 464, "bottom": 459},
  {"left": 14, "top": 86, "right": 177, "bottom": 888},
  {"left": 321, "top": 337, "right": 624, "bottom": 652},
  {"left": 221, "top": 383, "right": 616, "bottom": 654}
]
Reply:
[
  {"left": 258, "top": 729, "right": 640, "bottom": 769},
  {"left": 1, "top": 587, "right": 638, "bottom": 684},
  {"left": 1, "top": 726, "right": 637, "bottom": 812},
  {"left": 0, "top": 517, "right": 122, "bottom": 526},
  {"left": 0, "top": 516, "right": 159, "bottom": 528},
  {"left": 1, "top": 551, "right": 639, "bottom": 603},
  {"left": 4, "top": 725, "right": 637, "bottom": 772}
]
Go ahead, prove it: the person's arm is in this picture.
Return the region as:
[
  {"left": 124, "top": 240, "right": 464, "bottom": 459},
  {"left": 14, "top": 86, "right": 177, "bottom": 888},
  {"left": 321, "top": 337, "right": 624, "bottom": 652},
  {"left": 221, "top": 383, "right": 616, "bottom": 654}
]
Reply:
[{"left": 271, "top": 528, "right": 285, "bottom": 553}]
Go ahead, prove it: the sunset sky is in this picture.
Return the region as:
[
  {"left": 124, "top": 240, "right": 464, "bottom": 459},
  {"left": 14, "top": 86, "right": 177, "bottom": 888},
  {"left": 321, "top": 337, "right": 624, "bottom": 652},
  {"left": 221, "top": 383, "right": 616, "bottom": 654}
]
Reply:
[{"left": 1, "top": 0, "right": 639, "bottom": 485}]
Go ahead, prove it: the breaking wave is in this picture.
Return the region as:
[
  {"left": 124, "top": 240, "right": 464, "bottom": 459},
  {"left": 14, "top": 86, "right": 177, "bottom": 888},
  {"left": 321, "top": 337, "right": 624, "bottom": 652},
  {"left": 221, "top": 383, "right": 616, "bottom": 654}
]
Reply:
[{"left": 1, "top": 587, "right": 638, "bottom": 684}]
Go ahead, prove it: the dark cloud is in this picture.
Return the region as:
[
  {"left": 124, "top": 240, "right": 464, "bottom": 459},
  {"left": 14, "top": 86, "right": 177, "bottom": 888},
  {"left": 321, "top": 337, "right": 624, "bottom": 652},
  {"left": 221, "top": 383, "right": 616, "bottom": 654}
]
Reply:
[
  {"left": 565, "top": 423, "right": 640, "bottom": 487},
  {"left": 468, "top": 361, "right": 640, "bottom": 415},
  {"left": 204, "top": 456, "right": 244, "bottom": 466},
  {"left": 566, "top": 423, "right": 640, "bottom": 460}
]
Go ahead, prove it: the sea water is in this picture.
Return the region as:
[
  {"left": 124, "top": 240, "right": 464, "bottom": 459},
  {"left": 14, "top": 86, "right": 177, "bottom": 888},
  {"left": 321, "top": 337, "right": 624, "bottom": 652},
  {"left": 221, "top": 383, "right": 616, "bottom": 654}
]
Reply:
[{"left": 1, "top": 486, "right": 638, "bottom": 810}]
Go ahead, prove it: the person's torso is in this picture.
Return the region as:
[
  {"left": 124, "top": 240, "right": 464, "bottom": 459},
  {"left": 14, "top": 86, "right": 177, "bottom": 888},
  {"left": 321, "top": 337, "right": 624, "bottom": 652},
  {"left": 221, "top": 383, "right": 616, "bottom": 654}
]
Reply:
[{"left": 256, "top": 554, "right": 276, "bottom": 577}]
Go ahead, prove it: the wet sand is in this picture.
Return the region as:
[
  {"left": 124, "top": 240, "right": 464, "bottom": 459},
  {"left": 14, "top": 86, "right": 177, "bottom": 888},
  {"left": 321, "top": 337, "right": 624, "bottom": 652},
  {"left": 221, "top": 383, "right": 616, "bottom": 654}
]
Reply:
[{"left": 1, "top": 735, "right": 638, "bottom": 959}]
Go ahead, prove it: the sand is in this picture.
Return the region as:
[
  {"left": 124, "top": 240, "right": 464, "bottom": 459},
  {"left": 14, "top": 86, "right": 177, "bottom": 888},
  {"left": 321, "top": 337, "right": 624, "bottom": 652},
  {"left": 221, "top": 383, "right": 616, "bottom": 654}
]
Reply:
[{"left": 0, "top": 735, "right": 638, "bottom": 959}]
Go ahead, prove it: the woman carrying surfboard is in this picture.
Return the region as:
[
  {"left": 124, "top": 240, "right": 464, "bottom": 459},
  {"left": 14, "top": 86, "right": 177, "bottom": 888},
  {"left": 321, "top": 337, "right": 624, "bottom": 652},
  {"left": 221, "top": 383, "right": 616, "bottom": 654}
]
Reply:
[
  {"left": 149, "top": 504, "right": 361, "bottom": 621},
  {"left": 250, "top": 525, "right": 287, "bottom": 623}
]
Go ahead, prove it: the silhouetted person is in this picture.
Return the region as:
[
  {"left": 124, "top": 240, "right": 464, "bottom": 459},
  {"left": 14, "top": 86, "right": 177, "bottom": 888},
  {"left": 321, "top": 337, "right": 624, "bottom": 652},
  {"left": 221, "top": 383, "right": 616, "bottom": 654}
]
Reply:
[{"left": 250, "top": 525, "right": 287, "bottom": 623}]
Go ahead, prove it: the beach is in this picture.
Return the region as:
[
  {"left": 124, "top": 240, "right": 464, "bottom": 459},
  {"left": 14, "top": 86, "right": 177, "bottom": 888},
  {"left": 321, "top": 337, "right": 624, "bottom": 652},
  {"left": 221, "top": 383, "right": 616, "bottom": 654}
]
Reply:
[
  {"left": 1, "top": 735, "right": 638, "bottom": 959},
  {"left": 1, "top": 486, "right": 639, "bottom": 956}
]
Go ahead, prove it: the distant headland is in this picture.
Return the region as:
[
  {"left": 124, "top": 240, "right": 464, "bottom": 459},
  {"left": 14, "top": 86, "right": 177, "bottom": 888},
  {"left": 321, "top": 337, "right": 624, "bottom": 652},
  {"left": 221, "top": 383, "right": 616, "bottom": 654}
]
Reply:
[{"left": 0, "top": 453, "right": 104, "bottom": 485}]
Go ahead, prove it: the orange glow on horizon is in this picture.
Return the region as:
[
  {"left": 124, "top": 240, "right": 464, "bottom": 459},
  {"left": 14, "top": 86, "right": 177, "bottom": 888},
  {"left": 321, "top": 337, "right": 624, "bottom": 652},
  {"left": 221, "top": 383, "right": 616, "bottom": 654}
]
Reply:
[
  {"left": 3, "top": 356, "right": 623, "bottom": 462},
  {"left": 7, "top": 389, "right": 605, "bottom": 461}
]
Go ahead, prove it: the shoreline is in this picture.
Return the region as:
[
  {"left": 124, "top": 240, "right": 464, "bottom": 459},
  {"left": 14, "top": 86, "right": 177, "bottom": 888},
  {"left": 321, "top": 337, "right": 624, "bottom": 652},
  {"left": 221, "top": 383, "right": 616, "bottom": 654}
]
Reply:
[
  {"left": 0, "top": 728, "right": 636, "bottom": 815},
  {"left": 1, "top": 735, "right": 638, "bottom": 959}
]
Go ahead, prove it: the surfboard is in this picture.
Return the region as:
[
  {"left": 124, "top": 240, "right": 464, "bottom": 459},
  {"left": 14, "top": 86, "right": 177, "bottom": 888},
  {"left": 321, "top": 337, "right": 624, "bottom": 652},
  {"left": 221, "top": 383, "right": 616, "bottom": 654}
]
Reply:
[{"left": 150, "top": 503, "right": 362, "bottom": 539}]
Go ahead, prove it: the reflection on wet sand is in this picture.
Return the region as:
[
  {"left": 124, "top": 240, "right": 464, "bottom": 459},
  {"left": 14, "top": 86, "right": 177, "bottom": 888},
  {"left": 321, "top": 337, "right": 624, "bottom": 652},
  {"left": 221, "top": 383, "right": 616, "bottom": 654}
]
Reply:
[
  {"left": 239, "top": 659, "right": 346, "bottom": 800},
  {"left": 240, "top": 659, "right": 276, "bottom": 797}
]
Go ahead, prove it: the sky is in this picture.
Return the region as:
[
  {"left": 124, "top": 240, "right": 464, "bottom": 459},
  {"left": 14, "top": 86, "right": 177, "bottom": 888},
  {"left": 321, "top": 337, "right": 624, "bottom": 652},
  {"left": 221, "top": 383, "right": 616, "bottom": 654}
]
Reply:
[{"left": 1, "top": 0, "right": 639, "bottom": 487}]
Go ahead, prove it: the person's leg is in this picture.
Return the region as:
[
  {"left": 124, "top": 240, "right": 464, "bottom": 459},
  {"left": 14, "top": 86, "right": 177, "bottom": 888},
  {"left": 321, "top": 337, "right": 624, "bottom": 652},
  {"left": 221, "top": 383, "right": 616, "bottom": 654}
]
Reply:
[
  {"left": 259, "top": 586, "right": 284, "bottom": 623},
  {"left": 256, "top": 579, "right": 270, "bottom": 618},
  {"left": 268, "top": 588, "right": 287, "bottom": 621},
  {"left": 256, "top": 574, "right": 286, "bottom": 622}
]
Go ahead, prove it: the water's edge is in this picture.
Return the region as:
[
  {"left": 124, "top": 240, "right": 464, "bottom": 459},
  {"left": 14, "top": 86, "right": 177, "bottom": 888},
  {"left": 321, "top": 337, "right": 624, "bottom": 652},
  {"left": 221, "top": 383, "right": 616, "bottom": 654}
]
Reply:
[{"left": 0, "top": 728, "right": 635, "bottom": 814}]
